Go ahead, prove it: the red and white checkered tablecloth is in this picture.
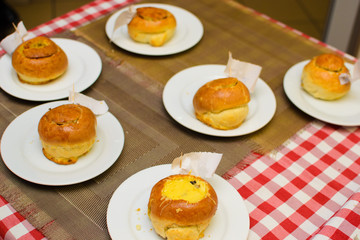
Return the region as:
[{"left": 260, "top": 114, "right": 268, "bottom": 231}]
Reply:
[
  {"left": 0, "top": 196, "right": 46, "bottom": 240},
  {"left": 312, "top": 191, "right": 360, "bottom": 239},
  {"left": 225, "top": 121, "right": 360, "bottom": 239},
  {"left": 30, "top": 0, "right": 136, "bottom": 37}
]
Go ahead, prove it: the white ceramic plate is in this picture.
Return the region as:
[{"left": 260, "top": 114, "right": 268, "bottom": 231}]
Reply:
[
  {"left": 0, "top": 38, "right": 102, "bottom": 101},
  {"left": 162, "top": 64, "right": 277, "bottom": 137},
  {"left": 0, "top": 101, "right": 124, "bottom": 186},
  {"left": 283, "top": 60, "right": 360, "bottom": 126},
  {"left": 105, "top": 3, "right": 203, "bottom": 56},
  {"left": 107, "top": 164, "right": 249, "bottom": 240}
]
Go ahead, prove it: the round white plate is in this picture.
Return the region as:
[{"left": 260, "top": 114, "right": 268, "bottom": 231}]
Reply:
[
  {"left": 163, "top": 64, "right": 277, "bottom": 137},
  {"left": 283, "top": 60, "right": 360, "bottom": 126},
  {"left": 0, "top": 38, "right": 102, "bottom": 101},
  {"left": 0, "top": 101, "right": 124, "bottom": 186},
  {"left": 105, "top": 3, "right": 203, "bottom": 56},
  {"left": 107, "top": 164, "right": 249, "bottom": 240}
]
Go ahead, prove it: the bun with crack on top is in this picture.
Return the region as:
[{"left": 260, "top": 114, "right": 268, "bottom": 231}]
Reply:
[
  {"left": 12, "top": 36, "right": 68, "bottom": 84},
  {"left": 127, "top": 7, "right": 176, "bottom": 47},
  {"left": 301, "top": 53, "right": 351, "bottom": 100},
  {"left": 193, "top": 77, "right": 250, "bottom": 130},
  {"left": 38, "top": 104, "right": 97, "bottom": 165}
]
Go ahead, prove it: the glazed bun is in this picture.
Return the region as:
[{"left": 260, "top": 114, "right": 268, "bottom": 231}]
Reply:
[
  {"left": 12, "top": 36, "right": 68, "bottom": 85},
  {"left": 128, "top": 7, "right": 176, "bottom": 47},
  {"left": 148, "top": 174, "right": 218, "bottom": 240},
  {"left": 193, "top": 77, "right": 250, "bottom": 130},
  {"left": 38, "top": 104, "right": 97, "bottom": 165},
  {"left": 301, "top": 53, "right": 351, "bottom": 100}
]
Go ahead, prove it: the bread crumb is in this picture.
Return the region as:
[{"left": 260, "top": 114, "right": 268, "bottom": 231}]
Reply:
[
  {"left": 136, "top": 208, "right": 140, "bottom": 211},
  {"left": 176, "top": 208, "right": 183, "bottom": 213},
  {"left": 136, "top": 224, "right": 141, "bottom": 231}
]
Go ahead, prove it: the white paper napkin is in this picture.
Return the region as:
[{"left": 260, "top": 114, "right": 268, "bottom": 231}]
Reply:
[
  {"left": 69, "top": 91, "right": 108, "bottom": 115},
  {"left": 0, "top": 21, "right": 29, "bottom": 55},
  {"left": 171, "top": 152, "right": 222, "bottom": 179},
  {"left": 111, "top": 5, "right": 136, "bottom": 42},
  {"left": 334, "top": 58, "right": 359, "bottom": 85},
  {"left": 224, "top": 52, "right": 262, "bottom": 93}
]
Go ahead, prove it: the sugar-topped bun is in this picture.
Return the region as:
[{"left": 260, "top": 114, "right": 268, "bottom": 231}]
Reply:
[
  {"left": 193, "top": 77, "right": 250, "bottom": 130},
  {"left": 12, "top": 36, "right": 68, "bottom": 84},
  {"left": 148, "top": 174, "right": 218, "bottom": 240},
  {"left": 127, "top": 7, "right": 176, "bottom": 47},
  {"left": 301, "top": 53, "right": 351, "bottom": 100},
  {"left": 38, "top": 104, "right": 97, "bottom": 165}
]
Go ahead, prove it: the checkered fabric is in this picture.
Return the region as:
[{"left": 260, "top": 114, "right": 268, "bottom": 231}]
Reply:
[
  {"left": 0, "top": 196, "right": 46, "bottom": 240},
  {"left": 30, "top": 0, "right": 136, "bottom": 37},
  {"left": 311, "top": 191, "right": 360, "bottom": 239},
  {"left": 226, "top": 121, "right": 360, "bottom": 239}
]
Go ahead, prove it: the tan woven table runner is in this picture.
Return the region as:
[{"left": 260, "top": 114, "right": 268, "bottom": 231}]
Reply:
[
  {"left": 0, "top": 0, "right": 339, "bottom": 239},
  {"left": 74, "top": 0, "right": 331, "bottom": 153}
]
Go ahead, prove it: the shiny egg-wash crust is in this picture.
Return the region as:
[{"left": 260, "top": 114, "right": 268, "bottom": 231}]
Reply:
[
  {"left": 301, "top": 53, "right": 351, "bottom": 100},
  {"left": 127, "top": 7, "right": 176, "bottom": 47},
  {"left": 193, "top": 77, "right": 250, "bottom": 130},
  {"left": 38, "top": 104, "right": 97, "bottom": 165},
  {"left": 12, "top": 36, "right": 68, "bottom": 85}
]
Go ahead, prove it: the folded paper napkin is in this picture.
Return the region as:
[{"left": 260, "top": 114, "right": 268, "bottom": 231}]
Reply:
[
  {"left": 111, "top": 5, "right": 135, "bottom": 42},
  {"left": 340, "top": 59, "right": 360, "bottom": 85},
  {"left": 226, "top": 121, "right": 360, "bottom": 239},
  {"left": 171, "top": 152, "right": 222, "bottom": 179},
  {"left": 224, "top": 52, "right": 262, "bottom": 93},
  {"left": 0, "top": 196, "right": 46, "bottom": 240},
  {"left": 0, "top": 21, "right": 30, "bottom": 55},
  {"left": 69, "top": 91, "right": 109, "bottom": 115}
]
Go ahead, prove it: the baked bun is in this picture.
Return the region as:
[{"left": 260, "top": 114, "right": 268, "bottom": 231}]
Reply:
[
  {"left": 12, "top": 36, "right": 68, "bottom": 84},
  {"left": 148, "top": 174, "right": 218, "bottom": 240},
  {"left": 193, "top": 77, "right": 250, "bottom": 130},
  {"left": 301, "top": 53, "right": 351, "bottom": 100},
  {"left": 38, "top": 104, "right": 97, "bottom": 165},
  {"left": 127, "top": 7, "right": 176, "bottom": 47}
]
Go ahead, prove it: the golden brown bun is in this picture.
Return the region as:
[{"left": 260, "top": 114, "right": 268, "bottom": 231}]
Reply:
[
  {"left": 193, "top": 77, "right": 250, "bottom": 130},
  {"left": 127, "top": 7, "right": 176, "bottom": 47},
  {"left": 12, "top": 36, "right": 68, "bottom": 84},
  {"left": 38, "top": 104, "right": 97, "bottom": 165},
  {"left": 148, "top": 174, "right": 218, "bottom": 240},
  {"left": 301, "top": 53, "right": 351, "bottom": 100}
]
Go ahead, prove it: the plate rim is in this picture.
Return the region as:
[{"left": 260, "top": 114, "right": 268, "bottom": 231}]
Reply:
[
  {"left": 0, "top": 38, "right": 102, "bottom": 101},
  {"left": 106, "top": 164, "right": 250, "bottom": 240},
  {"left": 105, "top": 3, "right": 204, "bottom": 56},
  {"left": 283, "top": 60, "right": 360, "bottom": 126},
  {"left": 162, "top": 64, "right": 277, "bottom": 137},
  {"left": 0, "top": 100, "right": 124, "bottom": 186}
]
